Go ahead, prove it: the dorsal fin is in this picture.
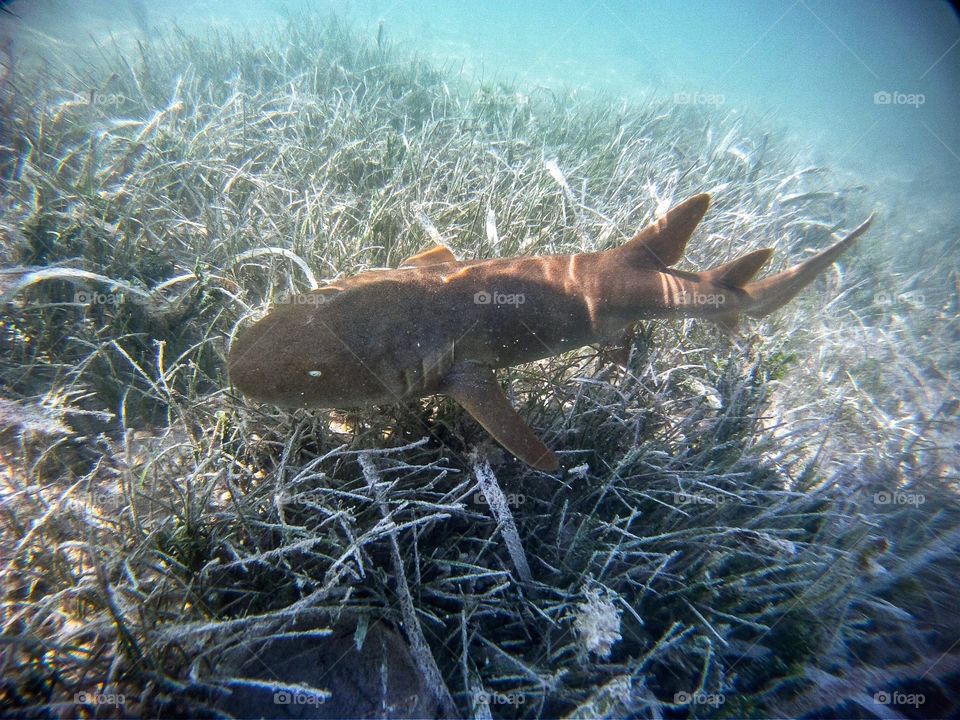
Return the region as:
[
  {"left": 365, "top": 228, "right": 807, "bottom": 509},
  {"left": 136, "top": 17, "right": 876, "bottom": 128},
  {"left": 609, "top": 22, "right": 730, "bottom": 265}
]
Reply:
[
  {"left": 400, "top": 244, "right": 458, "bottom": 267},
  {"left": 616, "top": 193, "right": 711, "bottom": 269},
  {"left": 700, "top": 248, "right": 773, "bottom": 287}
]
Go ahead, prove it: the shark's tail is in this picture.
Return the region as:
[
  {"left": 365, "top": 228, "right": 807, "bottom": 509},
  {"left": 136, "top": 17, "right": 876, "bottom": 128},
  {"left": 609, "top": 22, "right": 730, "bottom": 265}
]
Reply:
[
  {"left": 696, "top": 215, "right": 873, "bottom": 333},
  {"left": 607, "top": 193, "right": 873, "bottom": 330},
  {"left": 736, "top": 215, "right": 874, "bottom": 318}
]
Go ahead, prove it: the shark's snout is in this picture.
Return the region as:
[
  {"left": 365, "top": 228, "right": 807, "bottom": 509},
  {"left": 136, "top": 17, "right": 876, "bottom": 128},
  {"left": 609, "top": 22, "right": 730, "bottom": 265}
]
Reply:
[{"left": 228, "top": 302, "right": 403, "bottom": 409}]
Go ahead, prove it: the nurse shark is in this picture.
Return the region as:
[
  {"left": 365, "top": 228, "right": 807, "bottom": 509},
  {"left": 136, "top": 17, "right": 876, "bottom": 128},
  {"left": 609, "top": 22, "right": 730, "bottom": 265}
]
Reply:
[{"left": 228, "top": 193, "right": 872, "bottom": 471}]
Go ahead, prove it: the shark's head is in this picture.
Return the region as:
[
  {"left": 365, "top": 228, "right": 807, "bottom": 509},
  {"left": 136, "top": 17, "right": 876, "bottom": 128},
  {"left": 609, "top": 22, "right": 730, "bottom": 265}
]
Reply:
[{"left": 228, "top": 297, "right": 393, "bottom": 409}]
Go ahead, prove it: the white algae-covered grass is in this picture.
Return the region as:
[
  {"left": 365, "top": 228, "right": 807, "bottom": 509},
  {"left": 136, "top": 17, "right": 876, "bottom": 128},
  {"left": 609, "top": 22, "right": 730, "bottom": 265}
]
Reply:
[{"left": 1, "top": 14, "right": 958, "bottom": 720}]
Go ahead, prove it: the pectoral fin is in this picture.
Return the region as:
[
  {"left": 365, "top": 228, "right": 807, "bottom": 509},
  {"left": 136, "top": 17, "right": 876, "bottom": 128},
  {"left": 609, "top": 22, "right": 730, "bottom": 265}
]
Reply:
[
  {"left": 400, "top": 244, "right": 458, "bottom": 267},
  {"left": 441, "top": 362, "right": 560, "bottom": 472}
]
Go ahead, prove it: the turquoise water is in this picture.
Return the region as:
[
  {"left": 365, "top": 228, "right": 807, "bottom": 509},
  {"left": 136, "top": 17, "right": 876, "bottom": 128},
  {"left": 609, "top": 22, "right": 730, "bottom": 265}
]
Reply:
[{"left": 4, "top": 0, "right": 959, "bottom": 195}]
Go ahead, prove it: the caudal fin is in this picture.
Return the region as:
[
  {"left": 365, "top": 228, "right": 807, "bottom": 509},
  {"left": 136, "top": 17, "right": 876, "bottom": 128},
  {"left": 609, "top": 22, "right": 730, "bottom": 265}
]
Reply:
[{"left": 742, "top": 215, "right": 874, "bottom": 318}]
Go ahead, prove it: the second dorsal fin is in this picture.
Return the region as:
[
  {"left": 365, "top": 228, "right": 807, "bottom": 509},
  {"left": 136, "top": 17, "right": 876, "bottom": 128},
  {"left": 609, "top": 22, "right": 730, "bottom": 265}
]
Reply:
[
  {"left": 400, "top": 244, "right": 458, "bottom": 267},
  {"left": 700, "top": 248, "right": 773, "bottom": 287}
]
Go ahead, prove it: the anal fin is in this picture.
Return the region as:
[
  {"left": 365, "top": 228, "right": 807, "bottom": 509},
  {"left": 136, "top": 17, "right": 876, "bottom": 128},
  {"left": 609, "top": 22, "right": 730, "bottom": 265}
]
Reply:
[
  {"left": 713, "top": 313, "right": 743, "bottom": 339},
  {"left": 599, "top": 324, "right": 638, "bottom": 368},
  {"left": 441, "top": 362, "right": 560, "bottom": 472}
]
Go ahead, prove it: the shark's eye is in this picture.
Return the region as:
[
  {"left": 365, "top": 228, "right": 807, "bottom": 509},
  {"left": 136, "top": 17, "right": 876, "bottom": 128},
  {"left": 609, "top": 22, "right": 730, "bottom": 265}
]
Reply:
[{"left": 308, "top": 370, "right": 323, "bottom": 378}]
